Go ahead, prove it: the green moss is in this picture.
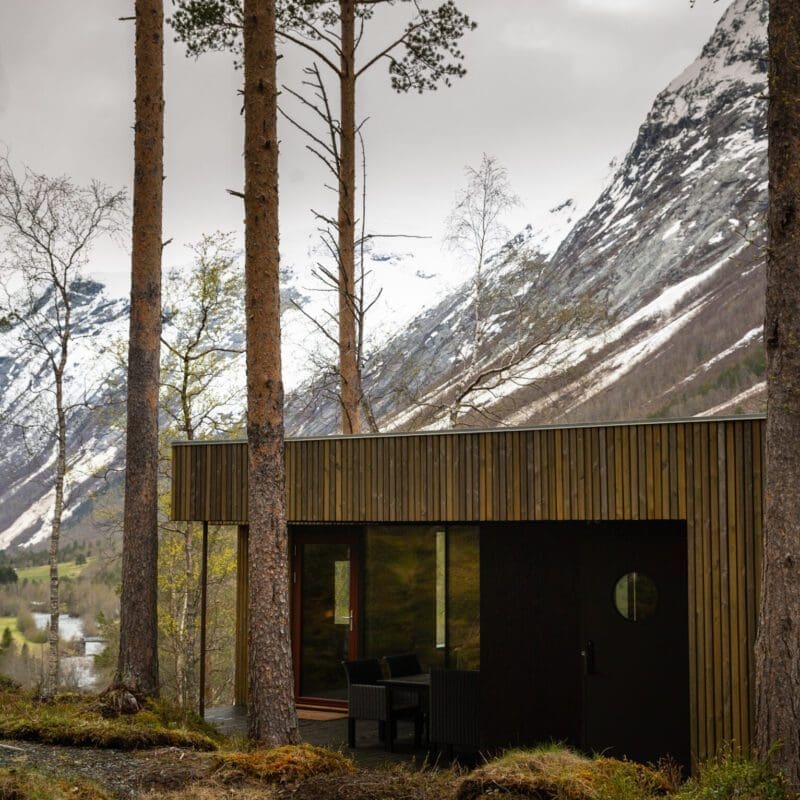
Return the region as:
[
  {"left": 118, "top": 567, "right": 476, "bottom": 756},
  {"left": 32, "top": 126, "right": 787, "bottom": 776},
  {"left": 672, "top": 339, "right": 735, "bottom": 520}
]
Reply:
[
  {"left": 214, "top": 744, "right": 354, "bottom": 784},
  {"left": 456, "top": 745, "right": 675, "bottom": 800},
  {"left": 0, "top": 689, "right": 218, "bottom": 751}
]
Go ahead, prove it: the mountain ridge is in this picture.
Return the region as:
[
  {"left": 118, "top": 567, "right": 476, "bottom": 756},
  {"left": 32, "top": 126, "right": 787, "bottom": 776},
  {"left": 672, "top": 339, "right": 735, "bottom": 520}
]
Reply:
[{"left": 0, "top": 0, "right": 768, "bottom": 550}]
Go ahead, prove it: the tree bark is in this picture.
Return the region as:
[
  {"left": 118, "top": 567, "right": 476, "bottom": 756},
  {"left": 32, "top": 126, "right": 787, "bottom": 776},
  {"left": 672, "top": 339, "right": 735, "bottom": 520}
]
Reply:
[
  {"left": 45, "top": 371, "right": 67, "bottom": 697},
  {"left": 754, "top": 0, "right": 800, "bottom": 788},
  {"left": 116, "top": 0, "right": 164, "bottom": 700},
  {"left": 337, "top": 0, "right": 361, "bottom": 433},
  {"left": 243, "top": 0, "right": 300, "bottom": 745}
]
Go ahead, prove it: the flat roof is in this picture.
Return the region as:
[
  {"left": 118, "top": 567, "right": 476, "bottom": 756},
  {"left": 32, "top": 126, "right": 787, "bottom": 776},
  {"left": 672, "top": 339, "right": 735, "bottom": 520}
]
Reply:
[{"left": 171, "top": 413, "right": 766, "bottom": 446}]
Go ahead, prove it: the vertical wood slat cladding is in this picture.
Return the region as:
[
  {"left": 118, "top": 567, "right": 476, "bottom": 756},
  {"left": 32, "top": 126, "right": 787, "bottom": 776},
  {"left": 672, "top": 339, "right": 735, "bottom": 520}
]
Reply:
[{"left": 171, "top": 417, "right": 764, "bottom": 762}]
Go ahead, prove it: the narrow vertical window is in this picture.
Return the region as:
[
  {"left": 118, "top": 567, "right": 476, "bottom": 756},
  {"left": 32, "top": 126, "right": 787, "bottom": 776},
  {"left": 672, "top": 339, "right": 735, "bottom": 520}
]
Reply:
[
  {"left": 334, "top": 559, "right": 350, "bottom": 625},
  {"left": 436, "top": 530, "right": 447, "bottom": 648}
]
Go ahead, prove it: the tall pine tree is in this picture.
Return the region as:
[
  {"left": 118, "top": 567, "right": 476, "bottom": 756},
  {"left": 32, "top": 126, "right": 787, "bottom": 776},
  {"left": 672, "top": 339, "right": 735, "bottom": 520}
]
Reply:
[
  {"left": 242, "top": 0, "right": 299, "bottom": 744},
  {"left": 171, "top": 0, "right": 476, "bottom": 432},
  {"left": 755, "top": 0, "right": 800, "bottom": 789},
  {"left": 114, "top": 0, "right": 164, "bottom": 703}
]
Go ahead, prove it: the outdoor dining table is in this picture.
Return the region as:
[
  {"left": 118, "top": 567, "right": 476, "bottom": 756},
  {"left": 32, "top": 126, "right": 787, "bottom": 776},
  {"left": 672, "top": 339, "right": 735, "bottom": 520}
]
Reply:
[{"left": 378, "top": 672, "right": 430, "bottom": 748}]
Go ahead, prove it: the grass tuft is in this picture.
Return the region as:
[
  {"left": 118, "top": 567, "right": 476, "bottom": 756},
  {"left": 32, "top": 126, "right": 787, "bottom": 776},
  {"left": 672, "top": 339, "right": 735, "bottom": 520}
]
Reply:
[
  {"left": 0, "top": 766, "right": 111, "bottom": 800},
  {"left": 673, "top": 747, "right": 792, "bottom": 800},
  {"left": 0, "top": 688, "right": 218, "bottom": 751},
  {"left": 456, "top": 745, "right": 676, "bottom": 800},
  {"left": 213, "top": 743, "right": 354, "bottom": 785},
  {"left": 290, "top": 763, "right": 460, "bottom": 800}
]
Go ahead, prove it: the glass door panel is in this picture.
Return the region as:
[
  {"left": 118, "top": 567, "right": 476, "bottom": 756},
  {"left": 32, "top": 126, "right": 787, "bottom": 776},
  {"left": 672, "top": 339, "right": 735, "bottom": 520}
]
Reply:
[{"left": 294, "top": 534, "right": 359, "bottom": 704}]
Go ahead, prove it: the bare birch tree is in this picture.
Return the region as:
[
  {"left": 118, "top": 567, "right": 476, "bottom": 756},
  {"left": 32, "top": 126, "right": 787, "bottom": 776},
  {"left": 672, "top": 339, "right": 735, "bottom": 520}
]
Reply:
[
  {"left": 445, "top": 154, "right": 519, "bottom": 426},
  {"left": 0, "top": 158, "right": 125, "bottom": 697},
  {"left": 754, "top": 0, "right": 800, "bottom": 788},
  {"left": 158, "top": 231, "right": 243, "bottom": 710}
]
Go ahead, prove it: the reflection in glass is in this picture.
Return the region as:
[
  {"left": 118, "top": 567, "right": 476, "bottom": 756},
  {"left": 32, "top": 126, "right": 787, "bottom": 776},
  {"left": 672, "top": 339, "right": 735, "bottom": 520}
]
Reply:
[
  {"left": 334, "top": 560, "right": 350, "bottom": 626},
  {"left": 363, "top": 526, "right": 480, "bottom": 671},
  {"left": 446, "top": 527, "right": 480, "bottom": 669},
  {"left": 300, "top": 543, "right": 350, "bottom": 699},
  {"left": 436, "top": 531, "right": 447, "bottom": 649},
  {"left": 614, "top": 572, "right": 658, "bottom": 622},
  {"left": 364, "top": 526, "right": 440, "bottom": 669}
]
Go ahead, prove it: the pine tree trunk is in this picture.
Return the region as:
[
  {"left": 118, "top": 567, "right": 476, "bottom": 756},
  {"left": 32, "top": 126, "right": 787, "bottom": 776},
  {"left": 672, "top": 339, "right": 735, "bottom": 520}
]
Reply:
[
  {"left": 116, "top": 0, "right": 164, "bottom": 700},
  {"left": 337, "top": 0, "right": 361, "bottom": 433},
  {"left": 754, "top": 0, "right": 800, "bottom": 788},
  {"left": 243, "top": 0, "right": 299, "bottom": 745}
]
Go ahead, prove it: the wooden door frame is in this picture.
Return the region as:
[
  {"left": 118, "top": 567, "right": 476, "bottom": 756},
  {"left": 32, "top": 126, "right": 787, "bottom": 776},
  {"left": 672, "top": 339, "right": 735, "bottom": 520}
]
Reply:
[{"left": 290, "top": 526, "right": 362, "bottom": 708}]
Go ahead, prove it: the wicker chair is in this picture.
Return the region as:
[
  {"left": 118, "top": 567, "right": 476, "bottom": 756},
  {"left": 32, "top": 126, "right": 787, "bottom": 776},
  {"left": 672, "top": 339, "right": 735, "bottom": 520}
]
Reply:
[
  {"left": 384, "top": 653, "right": 422, "bottom": 677},
  {"left": 342, "top": 658, "right": 422, "bottom": 751},
  {"left": 429, "top": 669, "right": 480, "bottom": 757}
]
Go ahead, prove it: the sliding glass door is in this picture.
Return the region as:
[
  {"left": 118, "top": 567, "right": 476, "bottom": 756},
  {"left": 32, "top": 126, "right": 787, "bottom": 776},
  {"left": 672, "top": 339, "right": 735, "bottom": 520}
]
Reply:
[{"left": 292, "top": 530, "right": 360, "bottom": 706}]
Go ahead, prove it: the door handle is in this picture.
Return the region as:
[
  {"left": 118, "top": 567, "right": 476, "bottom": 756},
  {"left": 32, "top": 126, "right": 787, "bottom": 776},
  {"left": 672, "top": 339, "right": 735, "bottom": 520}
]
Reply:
[
  {"left": 581, "top": 640, "right": 596, "bottom": 676},
  {"left": 349, "top": 609, "right": 354, "bottom": 632}
]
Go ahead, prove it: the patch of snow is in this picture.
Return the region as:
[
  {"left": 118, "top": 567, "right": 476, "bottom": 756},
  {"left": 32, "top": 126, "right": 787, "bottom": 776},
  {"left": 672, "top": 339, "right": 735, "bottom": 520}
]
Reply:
[
  {"left": 696, "top": 380, "right": 765, "bottom": 416},
  {"left": 0, "top": 488, "right": 54, "bottom": 549},
  {"left": 676, "top": 326, "right": 762, "bottom": 387}
]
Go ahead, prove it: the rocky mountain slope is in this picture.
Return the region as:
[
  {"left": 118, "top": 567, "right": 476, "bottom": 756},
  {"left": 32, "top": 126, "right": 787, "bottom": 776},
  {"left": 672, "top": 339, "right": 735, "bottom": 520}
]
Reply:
[
  {"left": 285, "top": 0, "right": 767, "bottom": 433},
  {"left": 0, "top": 280, "right": 128, "bottom": 551},
  {"left": 0, "top": 0, "right": 769, "bottom": 550}
]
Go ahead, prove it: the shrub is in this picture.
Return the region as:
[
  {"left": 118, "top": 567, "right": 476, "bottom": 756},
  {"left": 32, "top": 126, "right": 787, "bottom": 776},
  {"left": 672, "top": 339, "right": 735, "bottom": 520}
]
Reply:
[
  {"left": 673, "top": 748, "right": 791, "bottom": 800},
  {"left": 15, "top": 608, "right": 46, "bottom": 644},
  {"left": 0, "top": 674, "right": 20, "bottom": 691},
  {"left": 214, "top": 744, "right": 354, "bottom": 785}
]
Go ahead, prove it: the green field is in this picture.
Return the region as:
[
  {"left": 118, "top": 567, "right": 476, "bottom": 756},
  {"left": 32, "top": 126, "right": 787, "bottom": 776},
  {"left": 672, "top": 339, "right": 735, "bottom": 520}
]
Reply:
[
  {"left": 0, "top": 616, "right": 45, "bottom": 654},
  {"left": 14, "top": 559, "right": 91, "bottom": 583}
]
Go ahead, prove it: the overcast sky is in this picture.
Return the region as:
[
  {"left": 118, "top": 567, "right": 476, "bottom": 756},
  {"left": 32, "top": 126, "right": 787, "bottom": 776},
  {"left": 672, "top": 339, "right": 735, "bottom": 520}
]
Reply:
[{"left": 0, "top": 1, "right": 727, "bottom": 301}]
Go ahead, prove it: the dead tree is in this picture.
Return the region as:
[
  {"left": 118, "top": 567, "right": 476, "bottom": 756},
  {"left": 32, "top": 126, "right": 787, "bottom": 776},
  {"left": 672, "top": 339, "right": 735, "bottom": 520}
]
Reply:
[{"left": 170, "top": 0, "right": 476, "bottom": 433}]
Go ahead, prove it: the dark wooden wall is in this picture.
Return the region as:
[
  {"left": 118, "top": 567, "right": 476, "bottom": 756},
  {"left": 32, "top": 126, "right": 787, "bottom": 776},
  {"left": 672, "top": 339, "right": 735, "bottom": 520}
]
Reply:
[{"left": 171, "top": 416, "right": 765, "bottom": 762}]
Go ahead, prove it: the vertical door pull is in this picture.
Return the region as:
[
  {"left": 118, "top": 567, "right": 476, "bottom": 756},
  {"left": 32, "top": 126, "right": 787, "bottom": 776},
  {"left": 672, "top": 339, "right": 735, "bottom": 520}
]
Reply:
[{"left": 581, "top": 640, "right": 596, "bottom": 675}]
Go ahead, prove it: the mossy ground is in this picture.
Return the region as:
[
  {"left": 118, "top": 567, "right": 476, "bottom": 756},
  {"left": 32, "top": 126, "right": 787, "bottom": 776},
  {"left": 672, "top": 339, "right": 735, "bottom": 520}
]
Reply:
[
  {"left": 456, "top": 745, "right": 678, "bottom": 800},
  {"left": 0, "top": 766, "right": 111, "bottom": 800},
  {"left": 0, "top": 693, "right": 795, "bottom": 800},
  {"left": 213, "top": 743, "right": 355, "bottom": 785},
  {"left": 0, "top": 688, "right": 218, "bottom": 751}
]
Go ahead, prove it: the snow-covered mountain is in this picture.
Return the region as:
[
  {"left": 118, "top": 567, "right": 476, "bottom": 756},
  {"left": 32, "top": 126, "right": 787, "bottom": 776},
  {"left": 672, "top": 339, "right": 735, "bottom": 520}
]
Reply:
[
  {"left": 0, "top": 280, "right": 128, "bottom": 550},
  {"left": 285, "top": 0, "right": 768, "bottom": 433},
  {"left": 1, "top": 0, "right": 769, "bottom": 550}
]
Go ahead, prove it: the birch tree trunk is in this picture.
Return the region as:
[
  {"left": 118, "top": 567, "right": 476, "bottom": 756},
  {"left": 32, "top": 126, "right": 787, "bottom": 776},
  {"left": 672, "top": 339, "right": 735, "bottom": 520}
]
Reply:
[
  {"left": 754, "top": 0, "right": 800, "bottom": 788},
  {"left": 243, "top": 0, "right": 300, "bottom": 744},
  {"left": 116, "top": 0, "right": 164, "bottom": 700},
  {"left": 45, "top": 368, "right": 68, "bottom": 697}
]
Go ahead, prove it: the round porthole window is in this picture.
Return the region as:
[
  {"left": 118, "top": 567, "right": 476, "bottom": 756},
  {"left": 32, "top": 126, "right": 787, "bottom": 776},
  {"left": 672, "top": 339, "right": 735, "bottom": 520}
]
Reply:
[{"left": 614, "top": 572, "right": 658, "bottom": 622}]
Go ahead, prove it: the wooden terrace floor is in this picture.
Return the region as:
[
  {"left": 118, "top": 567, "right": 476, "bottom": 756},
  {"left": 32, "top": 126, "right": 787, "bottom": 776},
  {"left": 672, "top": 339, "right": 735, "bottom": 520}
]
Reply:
[{"left": 205, "top": 706, "right": 437, "bottom": 769}]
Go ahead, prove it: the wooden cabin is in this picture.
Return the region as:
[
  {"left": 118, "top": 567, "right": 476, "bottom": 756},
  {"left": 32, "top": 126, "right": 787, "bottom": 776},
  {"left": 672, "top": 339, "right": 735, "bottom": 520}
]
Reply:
[{"left": 170, "top": 415, "right": 764, "bottom": 767}]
